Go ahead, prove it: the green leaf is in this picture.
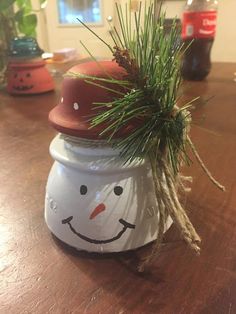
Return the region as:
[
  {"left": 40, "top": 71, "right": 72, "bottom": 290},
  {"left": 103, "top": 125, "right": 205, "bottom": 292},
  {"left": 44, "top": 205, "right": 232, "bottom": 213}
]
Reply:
[
  {"left": 0, "top": 0, "right": 15, "bottom": 10},
  {"left": 17, "top": 14, "right": 37, "bottom": 36},
  {"left": 16, "top": 0, "right": 32, "bottom": 13},
  {"left": 16, "top": 0, "right": 25, "bottom": 7}
]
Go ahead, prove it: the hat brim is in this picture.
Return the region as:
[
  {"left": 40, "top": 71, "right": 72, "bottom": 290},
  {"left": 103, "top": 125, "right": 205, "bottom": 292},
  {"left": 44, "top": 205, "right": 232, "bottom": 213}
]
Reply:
[
  {"left": 49, "top": 105, "right": 103, "bottom": 139},
  {"left": 49, "top": 105, "right": 138, "bottom": 140}
]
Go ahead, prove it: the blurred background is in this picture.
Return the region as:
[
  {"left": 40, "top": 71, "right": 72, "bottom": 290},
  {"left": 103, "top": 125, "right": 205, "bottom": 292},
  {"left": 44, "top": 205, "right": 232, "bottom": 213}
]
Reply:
[
  {"left": 36, "top": 0, "right": 236, "bottom": 62},
  {"left": 1, "top": 0, "right": 236, "bottom": 76}
]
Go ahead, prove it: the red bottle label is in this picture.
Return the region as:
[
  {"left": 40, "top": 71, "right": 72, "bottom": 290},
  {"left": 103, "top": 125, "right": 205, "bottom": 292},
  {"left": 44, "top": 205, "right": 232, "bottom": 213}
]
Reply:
[{"left": 181, "top": 11, "right": 217, "bottom": 39}]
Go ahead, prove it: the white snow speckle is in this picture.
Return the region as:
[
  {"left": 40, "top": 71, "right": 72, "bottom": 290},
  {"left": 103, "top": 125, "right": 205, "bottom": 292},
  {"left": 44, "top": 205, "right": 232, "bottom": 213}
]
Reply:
[{"left": 73, "top": 102, "right": 79, "bottom": 110}]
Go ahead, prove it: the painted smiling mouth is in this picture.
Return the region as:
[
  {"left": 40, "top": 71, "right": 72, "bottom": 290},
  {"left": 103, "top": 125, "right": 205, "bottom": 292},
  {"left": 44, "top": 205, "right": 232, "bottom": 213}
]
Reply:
[
  {"left": 62, "top": 216, "right": 135, "bottom": 244},
  {"left": 13, "top": 85, "right": 33, "bottom": 91}
]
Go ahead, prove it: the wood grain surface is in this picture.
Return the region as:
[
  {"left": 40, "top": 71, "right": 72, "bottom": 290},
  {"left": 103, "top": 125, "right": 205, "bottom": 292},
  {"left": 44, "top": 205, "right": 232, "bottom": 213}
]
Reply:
[{"left": 0, "top": 63, "right": 235, "bottom": 314}]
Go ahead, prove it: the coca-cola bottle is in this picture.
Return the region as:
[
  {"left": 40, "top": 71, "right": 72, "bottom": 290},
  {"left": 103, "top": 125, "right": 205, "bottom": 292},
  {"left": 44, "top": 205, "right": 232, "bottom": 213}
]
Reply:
[{"left": 181, "top": 0, "right": 218, "bottom": 81}]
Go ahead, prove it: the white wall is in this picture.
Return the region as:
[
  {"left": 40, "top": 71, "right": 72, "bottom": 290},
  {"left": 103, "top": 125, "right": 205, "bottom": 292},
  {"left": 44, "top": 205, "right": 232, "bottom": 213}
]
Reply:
[
  {"left": 32, "top": 0, "right": 49, "bottom": 51},
  {"left": 213, "top": 0, "right": 236, "bottom": 62},
  {"left": 162, "top": 0, "right": 236, "bottom": 62}
]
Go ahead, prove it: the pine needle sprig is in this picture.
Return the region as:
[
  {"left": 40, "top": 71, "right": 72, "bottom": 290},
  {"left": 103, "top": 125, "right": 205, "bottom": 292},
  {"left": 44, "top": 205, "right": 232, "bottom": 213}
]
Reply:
[
  {"left": 74, "top": 3, "right": 209, "bottom": 168},
  {"left": 72, "top": 1, "right": 225, "bottom": 271}
]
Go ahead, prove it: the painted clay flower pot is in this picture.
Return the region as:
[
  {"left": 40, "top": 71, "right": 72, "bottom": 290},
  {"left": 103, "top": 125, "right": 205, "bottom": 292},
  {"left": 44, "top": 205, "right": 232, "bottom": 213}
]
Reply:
[
  {"left": 45, "top": 135, "right": 172, "bottom": 252},
  {"left": 45, "top": 61, "right": 172, "bottom": 252},
  {"left": 7, "top": 37, "right": 54, "bottom": 95},
  {"left": 7, "top": 59, "right": 54, "bottom": 95}
]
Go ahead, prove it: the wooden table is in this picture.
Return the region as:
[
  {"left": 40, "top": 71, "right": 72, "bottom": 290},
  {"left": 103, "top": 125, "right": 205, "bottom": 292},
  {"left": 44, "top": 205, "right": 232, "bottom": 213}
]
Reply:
[{"left": 0, "top": 63, "right": 235, "bottom": 314}]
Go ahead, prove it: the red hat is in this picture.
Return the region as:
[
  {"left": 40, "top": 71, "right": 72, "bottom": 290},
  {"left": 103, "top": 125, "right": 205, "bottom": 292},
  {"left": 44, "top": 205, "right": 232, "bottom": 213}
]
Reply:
[{"left": 49, "top": 60, "right": 134, "bottom": 139}]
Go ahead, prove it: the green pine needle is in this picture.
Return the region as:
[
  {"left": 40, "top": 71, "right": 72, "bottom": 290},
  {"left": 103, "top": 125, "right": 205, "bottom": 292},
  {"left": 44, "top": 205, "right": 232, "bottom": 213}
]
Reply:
[{"left": 73, "top": 1, "right": 194, "bottom": 175}]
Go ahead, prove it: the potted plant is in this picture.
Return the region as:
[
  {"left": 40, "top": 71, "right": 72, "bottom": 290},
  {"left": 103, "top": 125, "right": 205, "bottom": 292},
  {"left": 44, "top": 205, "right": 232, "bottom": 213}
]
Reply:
[{"left": 0, "top": 0, "right": 46, "bottom": 85}]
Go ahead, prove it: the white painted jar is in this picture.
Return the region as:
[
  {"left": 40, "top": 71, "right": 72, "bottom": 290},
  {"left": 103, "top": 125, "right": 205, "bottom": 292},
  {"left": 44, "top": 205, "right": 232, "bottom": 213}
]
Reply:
[{"left": 45, "top": 134, "right": 172, "bottom": 253}]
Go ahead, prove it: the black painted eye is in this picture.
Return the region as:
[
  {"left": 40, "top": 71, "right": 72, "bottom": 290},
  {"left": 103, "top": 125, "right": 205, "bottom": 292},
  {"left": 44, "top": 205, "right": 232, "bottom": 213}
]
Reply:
[
  {"left": 14, "top": 73, "right": 18, "bottom": 78},
  {"left": 114, "top": 186, "right": 123, "bottom": 196},
  {"left": 26, "top": 73, "right": 31, "bottom": 77},
  {"left": 80, "top": 185, "right": 87, "bottom": 195}
]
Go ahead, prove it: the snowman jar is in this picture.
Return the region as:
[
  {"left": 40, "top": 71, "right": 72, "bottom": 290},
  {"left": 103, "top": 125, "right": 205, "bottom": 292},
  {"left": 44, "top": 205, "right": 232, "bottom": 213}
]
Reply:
[{"left": 45, "top": 61, "right": 172, "bottom": 253}]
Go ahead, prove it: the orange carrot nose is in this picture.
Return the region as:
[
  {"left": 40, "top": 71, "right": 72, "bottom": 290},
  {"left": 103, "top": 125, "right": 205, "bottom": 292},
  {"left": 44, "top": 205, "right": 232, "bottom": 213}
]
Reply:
[{"left": 90, "top": 203, "right": 106, "bottom": 220}]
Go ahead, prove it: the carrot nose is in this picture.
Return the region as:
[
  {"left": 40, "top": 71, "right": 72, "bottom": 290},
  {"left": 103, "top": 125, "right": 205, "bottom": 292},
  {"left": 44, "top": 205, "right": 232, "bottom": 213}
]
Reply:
[{"left": 90, "top": 203, "right": 106, "bottom": 220}]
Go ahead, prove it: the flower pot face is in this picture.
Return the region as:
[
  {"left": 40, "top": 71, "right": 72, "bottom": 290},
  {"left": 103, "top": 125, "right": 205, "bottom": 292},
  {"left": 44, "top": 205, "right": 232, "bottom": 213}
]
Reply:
[
  {"left": 45, "top": 135, "right": 172, "bottom": 252},
  {"left": 7, "top": 61, "right": 54, "bottom": 95}
]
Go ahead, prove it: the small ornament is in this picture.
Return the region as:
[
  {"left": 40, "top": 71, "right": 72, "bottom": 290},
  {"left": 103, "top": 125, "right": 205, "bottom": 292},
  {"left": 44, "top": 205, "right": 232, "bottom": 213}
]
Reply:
[{"left": 6, "top": 37, "right": 54, "bottom": 95}]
